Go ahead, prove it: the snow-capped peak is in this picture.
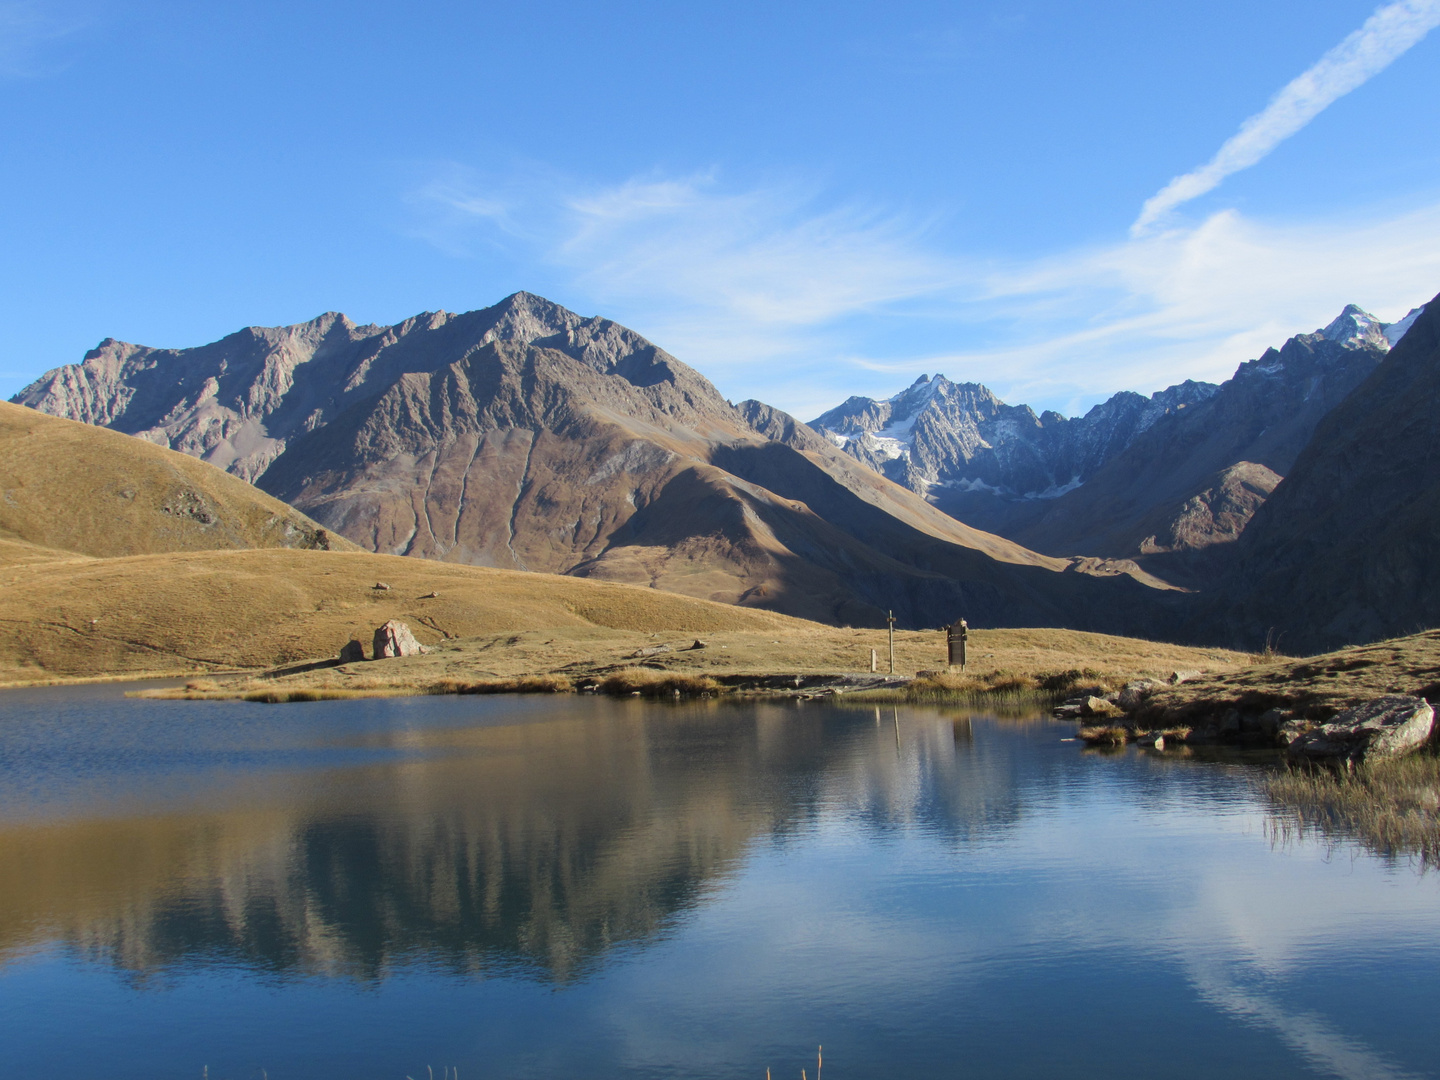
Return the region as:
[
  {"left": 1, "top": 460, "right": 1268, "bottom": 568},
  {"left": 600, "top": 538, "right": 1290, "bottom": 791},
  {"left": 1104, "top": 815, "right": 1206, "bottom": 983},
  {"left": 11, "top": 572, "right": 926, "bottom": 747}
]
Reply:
[{"left": 1320, "top": 304, "right": 1388, "bottom": 350}]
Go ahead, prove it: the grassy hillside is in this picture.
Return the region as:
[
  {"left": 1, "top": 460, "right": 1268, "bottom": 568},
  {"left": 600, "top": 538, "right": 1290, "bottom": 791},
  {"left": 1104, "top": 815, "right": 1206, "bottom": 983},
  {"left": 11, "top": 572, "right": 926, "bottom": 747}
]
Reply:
[
  {"left": 0, "top": 401, "right": 352, "bottom": 558},
  {"left": 0, "top": 398, "right": 1245, "bottom": 688},
  {"left": 0, "top": 548, "right": 815, "bottom": 682},
  {"left": 0, "top": 543, "right": 1247, "bottom": 687}
]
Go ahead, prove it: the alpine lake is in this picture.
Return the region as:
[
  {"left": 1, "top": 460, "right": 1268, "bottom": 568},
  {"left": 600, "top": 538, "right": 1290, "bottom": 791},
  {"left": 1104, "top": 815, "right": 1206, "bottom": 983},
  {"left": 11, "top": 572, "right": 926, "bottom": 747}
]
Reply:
[{"left": 1, "top": 683, "right": 1437, "bottom": 1080}]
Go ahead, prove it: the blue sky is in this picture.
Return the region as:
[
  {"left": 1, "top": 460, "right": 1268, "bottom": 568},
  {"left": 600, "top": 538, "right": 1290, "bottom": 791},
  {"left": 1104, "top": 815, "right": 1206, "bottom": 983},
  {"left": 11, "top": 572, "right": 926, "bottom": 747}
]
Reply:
[{"left": 2, "top": 0, "right": 1438, "bottom": 420}]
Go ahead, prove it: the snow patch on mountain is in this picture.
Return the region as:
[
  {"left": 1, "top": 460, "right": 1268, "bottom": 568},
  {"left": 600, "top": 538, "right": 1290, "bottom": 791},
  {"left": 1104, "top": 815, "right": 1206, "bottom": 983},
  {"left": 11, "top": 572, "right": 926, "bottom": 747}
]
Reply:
[{"left": 1384, "top": 306, "right": 1425, "bottom": 347}]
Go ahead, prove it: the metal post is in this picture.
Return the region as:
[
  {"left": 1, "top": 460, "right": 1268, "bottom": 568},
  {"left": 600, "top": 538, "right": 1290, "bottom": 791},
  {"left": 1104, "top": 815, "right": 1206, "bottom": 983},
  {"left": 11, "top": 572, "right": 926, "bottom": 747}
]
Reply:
[{"left": 887, "top": 610, "right": 896, "bottom": 674}]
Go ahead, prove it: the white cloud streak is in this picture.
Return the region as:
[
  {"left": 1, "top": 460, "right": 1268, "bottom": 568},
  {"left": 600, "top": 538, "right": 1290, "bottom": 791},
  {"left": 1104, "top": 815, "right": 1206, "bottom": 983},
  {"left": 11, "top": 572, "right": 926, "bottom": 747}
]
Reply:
[
  {"left": 411, "top": 168, "right": 1440, "bottom": 420},
  {"left": 0, "top": 1, "right": 89, "bottom": 77},
  {"left": 1132, "top": 0, "right": 1440, "bottom": 237}
]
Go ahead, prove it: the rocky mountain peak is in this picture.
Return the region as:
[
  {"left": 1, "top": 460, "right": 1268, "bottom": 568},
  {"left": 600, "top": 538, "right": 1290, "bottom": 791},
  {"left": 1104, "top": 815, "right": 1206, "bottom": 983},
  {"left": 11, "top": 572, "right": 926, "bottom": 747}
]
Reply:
[
  {"left": 1320, "top": 304, "right": 1390, "bottom": 351},
  {"left": 811, "top": 370, "right": 1218, "bottom": 501}
]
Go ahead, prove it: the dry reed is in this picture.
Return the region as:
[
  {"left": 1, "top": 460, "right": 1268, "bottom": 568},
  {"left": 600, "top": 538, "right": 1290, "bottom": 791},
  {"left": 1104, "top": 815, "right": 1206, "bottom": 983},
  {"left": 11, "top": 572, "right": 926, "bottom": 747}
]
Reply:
[
  {"left": 1264, "top": 754, "right": 1440, "bottom": 867},
  {"left": 596, "top": 668, "right": 721, "bottom": 698}
]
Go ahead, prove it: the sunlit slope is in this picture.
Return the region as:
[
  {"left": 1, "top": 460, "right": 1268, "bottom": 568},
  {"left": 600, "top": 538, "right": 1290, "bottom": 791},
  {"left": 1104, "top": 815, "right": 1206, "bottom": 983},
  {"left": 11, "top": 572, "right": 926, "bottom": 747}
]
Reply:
[
  {"left": 0, "top": 401, "right": 352, "bottom": 560},
  {"left": 0, "top": 548, "right": 809, "bottom": 682}
]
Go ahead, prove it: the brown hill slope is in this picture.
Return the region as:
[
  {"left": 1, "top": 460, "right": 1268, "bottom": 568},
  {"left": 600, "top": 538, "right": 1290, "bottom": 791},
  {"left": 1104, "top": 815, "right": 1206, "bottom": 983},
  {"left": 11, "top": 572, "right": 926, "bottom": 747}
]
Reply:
[
  {"left": 0, "top": 547, "right": 1240, "bottom": 685},
  {"left": 0, "top": 400, "right": 348, "bottom": 559},
  {"left": 1203, "top": 291, "right": 1440, "bottom": 652},
  {"left": 14, "top": 293, "right": 1175, "bottom": 632},
  {"left": 0, "top": 548, "right": 808, "bottom": 683}
]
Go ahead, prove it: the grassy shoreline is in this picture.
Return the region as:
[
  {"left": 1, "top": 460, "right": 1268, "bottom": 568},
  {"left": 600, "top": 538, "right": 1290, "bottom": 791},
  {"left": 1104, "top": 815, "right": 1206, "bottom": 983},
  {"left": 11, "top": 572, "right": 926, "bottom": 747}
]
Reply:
[{"left": 1263, "top": 753, "right": 1440, "bottom": 867}]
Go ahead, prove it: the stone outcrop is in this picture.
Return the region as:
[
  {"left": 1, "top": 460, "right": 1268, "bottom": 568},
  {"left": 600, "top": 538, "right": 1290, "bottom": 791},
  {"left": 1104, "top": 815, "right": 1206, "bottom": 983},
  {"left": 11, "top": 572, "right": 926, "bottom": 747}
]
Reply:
[
  {"left": 1285, "top": 696, "right": 1435, "bottom": 761},
  {"left": 372, "top": 621, "right": 428, "bottom": 659}
]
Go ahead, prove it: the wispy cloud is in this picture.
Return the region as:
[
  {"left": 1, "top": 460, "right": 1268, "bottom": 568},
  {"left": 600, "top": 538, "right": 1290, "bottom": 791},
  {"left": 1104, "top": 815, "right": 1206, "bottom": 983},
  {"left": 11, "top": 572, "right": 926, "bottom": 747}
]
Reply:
[
  {"left": 1132, "top": 0, "right": 1440, "bottom": 236},
  {"left": 0, "top": 1, "right": 90, "bottom": 78},
  {"left": 409, "top": 167, "right": 1440, "bottom": 420}
]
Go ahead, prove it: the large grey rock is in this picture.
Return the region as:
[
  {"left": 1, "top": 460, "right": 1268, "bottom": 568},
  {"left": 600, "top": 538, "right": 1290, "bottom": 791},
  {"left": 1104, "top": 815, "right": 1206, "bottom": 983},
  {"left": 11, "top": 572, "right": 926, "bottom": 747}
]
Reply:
[
  {"left": 372, "top": 620, "right": 429, "bottom": 659},
  {"left": 1288, "top": 695, "right": 1435, "bottom": 761}
]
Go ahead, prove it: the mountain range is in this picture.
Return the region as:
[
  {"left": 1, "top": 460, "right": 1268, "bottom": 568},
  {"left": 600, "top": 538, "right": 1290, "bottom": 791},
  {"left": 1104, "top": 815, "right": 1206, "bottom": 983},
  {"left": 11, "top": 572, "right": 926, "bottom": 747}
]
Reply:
[
  {"left": 12, "top": 293, "right": 1169, "bottom": 632},
  {"left": 813, "top": 304, "right": 1419, "bottom": 584},
  {"left": 12, "top": 288, "right": 1439, "bottom": 650}
]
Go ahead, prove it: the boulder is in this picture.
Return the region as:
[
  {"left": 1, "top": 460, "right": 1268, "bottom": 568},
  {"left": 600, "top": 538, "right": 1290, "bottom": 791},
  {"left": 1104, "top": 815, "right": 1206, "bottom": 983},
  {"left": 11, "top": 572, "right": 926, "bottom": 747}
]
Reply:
[
  {"left": 338, "top": 639, "right": 366, "bottom": 663},
  {"left": 1083, "top": 695, "right": 1123, "bottom": 718},
  {"left": 1169, "top": 670, "right": 1202, "bottom": 685},
  {"left": 372, "top": 620, "right": 429, "bottom": 659},
  {"left": 628, "top": 643, "right": 673, "bottom": 658},
  {"left": 1288, "top": 695, "right": 1435, "bottom": 761},
  {"left": 372, "top": 582, "right": 392, "bottom": 591},
  {"left": 1117, "top": 679, "right": 1164, "bottom": 710}
]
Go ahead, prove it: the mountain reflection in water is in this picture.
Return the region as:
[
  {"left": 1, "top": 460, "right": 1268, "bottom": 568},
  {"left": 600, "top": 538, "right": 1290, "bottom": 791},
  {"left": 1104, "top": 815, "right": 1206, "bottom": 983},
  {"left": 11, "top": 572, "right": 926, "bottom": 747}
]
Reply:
[
  {"left": 4, "top": 689, "right": 1437, "bottom": 1080},
  {"left": 0, "top": 698, "right": 1041, "bottom": 982}
]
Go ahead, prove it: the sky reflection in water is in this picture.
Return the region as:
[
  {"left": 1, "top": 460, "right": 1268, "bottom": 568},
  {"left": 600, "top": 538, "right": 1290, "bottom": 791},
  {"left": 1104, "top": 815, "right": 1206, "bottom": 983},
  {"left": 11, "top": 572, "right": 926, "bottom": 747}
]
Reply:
[{"left": 0, "top": 687, "right": 1435, "bottom": 1080}]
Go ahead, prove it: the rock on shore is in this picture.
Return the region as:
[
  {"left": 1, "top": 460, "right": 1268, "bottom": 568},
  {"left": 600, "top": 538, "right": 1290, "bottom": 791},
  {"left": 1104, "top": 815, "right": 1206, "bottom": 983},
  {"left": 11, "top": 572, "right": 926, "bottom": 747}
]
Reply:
[{"left": 1285, "top": 696, "right": 1435, "bottom": 762}]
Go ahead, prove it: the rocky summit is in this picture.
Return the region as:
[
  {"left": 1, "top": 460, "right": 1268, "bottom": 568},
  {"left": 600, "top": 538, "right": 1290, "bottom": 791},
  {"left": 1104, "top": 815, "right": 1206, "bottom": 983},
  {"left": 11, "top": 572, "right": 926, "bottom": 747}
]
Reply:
[
  {"left": 820, "top": 304, "right": 1408, "bottom": 586},
  {"left": 812, "top": 374, "right": 1218, "bottom": 500},
  {"left": 12, "top": 293, "right": 1172, "bottom": 632},
  {"left": 1203, "top": 291, "right": 1440, "bottom": 652}
]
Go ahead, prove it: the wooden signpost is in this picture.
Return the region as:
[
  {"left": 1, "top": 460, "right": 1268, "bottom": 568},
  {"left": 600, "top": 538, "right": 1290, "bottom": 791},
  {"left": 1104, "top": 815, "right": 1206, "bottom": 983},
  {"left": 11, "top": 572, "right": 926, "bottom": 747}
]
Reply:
[
  {"left": 947, "top": 618, "right": 968, "bottom": 672},
  {"left": 887, "top": 610, "right": 896, "bottom": 674}
]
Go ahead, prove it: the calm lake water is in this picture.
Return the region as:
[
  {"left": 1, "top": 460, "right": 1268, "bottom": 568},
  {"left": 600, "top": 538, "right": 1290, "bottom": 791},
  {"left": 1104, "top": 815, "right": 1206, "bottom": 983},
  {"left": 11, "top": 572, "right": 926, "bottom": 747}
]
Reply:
[{"left": 0, "top": 686, "right": 1436, "bottom": 1080}]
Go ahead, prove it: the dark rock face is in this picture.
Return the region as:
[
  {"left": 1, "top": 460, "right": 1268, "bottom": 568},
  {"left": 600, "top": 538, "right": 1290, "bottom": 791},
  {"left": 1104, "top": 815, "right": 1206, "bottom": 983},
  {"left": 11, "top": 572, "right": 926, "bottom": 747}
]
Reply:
[
  {"left": 11, "top": 293, "right": 1174, "bottom": 633},
  {"left": 1207, "top": 292, "right": 1440, "bottom": 652}
]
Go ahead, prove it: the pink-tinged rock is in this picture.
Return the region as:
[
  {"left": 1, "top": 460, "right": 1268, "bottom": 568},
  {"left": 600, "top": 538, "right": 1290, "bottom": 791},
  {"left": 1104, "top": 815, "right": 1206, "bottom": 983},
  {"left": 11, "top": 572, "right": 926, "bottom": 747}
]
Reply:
[{"left": 372, "top": 620, "right": 429, "bottom": 660}]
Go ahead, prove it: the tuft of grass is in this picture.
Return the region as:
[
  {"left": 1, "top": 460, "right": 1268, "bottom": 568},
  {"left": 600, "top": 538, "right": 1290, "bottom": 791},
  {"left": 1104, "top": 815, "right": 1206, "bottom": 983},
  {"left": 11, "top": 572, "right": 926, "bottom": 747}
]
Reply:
[
  {"left": 429, "top": 674, "right": 573, "bottom": 695},
  {"left": 1037, "top": 668, "right": 1126, "bottom": 696},
  {"left": 1078, "top": 724, "right": 1130, "bottom": 746},
  {"left": 240, "top": 688, "right": 382, "bottom": 703},
  {"left": 596, "top": 668, "right": 720, "bottom": 698},
  {"left": 1264, "top": 754, "right": 1440, "bottom": 867}
]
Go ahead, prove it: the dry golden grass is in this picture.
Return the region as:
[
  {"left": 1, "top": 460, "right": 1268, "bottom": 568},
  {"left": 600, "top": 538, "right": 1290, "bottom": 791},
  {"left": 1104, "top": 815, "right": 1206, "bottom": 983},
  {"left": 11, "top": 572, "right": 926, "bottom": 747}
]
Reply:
[
  {"left": 1265, "top": 754, "right": 1440, "bottom": 867},
  {"left": 1078, "top": 724, "right": 1131, "bottom": 746},
  {"left": 142, "top": 616, "right": 1249, "bottom": 703},
  {"left": 0, "top": 547, "right": 809, "bottom": 684},
  {"left": 1136, "top": 629, "right": 1440, "bottom": 727},
  {"left": 0, "top": 401, "right": 351, "bottom": 561},
  {"left": 430, "top": 674, "right": 575, "bottom": 695},
  {"left": 595, "top": 668, "right": 720, "bottom": 697}
]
